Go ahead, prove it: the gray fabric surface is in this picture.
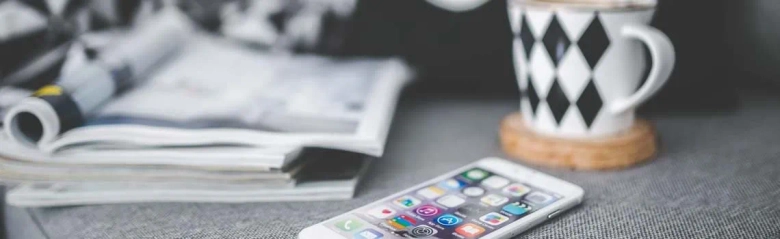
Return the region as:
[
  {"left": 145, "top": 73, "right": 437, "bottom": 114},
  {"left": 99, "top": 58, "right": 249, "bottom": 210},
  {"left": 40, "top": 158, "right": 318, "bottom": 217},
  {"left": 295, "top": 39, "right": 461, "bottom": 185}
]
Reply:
[
  {"left": 10, "top": 91, "right": 780, "bottom": 239},
  {"left": 5, "top": 203, "right": 47, "bottom": 239}
]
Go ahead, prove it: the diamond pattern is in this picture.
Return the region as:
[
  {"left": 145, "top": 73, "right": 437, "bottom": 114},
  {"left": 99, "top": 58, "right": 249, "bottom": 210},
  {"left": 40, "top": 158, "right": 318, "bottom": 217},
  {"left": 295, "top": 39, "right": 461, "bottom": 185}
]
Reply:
[
  {"left": 526, "top": 76, "right": 540, "bottom": 115},
  {"left": 513, "top": 39, "right": 528, "bottom": 91},
  {"left": 525, "top": 9, "right": 553, "bottom": 39},
  {"left": 534, "top": 102, "right": 558, "bottom": 133},
  {"left": 519, "top": 15, "right": 535, "bottom": 60},
  {"left": 517, "top": 72, "right": 526, "bottom": 98},
  {"left": 542, "top": 16, "right": 570, "bottom": 66},
  {"left": 546, "top": 80, "right": 570, "bottom": 125},
  {"left": 576, "top": 80, "right": 603, "bottom": 127},
  {"left": 518, "top": 83, "right": 524, "bottom": 99},
  {"left": 517, "top": 10, "right": 651, "bottom": 134},
  {"left": 529, "top": 44, "right": 556, "bottom": 96},
  {"left": 559, "top": 107, "right": 588, "bottom": 135},
  {"left": 557, "top": 45, "right": 592, "bottom": 102},
  {"left": 521, "top": 99, "right": 535, "bottom": 124},
  {"left": 508, "top": 6, "right": 522, "bottom": 34},
  {"left": 557, "top": 11, "right": 596, "bottom": 41},
  {"left": 578, "top": 14, "right": 610, "bottom": 69}
]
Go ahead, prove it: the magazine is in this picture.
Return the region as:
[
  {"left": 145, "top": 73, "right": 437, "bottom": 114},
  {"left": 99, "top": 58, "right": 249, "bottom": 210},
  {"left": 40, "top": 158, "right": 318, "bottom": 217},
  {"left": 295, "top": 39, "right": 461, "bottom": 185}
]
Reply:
[
  {"left": 0, "top": 134, "right": 303, "bottom": 170},
  {"left": 0, "top": 36, "right": 412, "bottom": 168},
  {"left": 5, "top": 152, "right": 372, "bottom": 207},
  {"left": 7, "top": 179, "right": 360, "bottom": 206},
  {"left": 0, "top": 4, "right": 409, "bottom": 207}
]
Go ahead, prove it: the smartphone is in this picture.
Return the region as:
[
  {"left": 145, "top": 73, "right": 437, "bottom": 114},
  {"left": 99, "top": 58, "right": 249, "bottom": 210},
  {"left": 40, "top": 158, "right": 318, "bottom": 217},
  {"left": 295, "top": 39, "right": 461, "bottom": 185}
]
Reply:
[{"left": 299, "top": 157, "right": 584, "bottom": 239}]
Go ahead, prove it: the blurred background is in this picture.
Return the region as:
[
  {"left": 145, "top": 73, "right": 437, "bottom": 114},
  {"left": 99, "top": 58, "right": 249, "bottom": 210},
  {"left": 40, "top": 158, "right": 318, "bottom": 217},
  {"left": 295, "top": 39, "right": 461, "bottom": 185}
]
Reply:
[
  {"left": 3, "top": 0, "right": 778, "bottom": 111},
  {"left": 1, "top": 0, "right": 780, "bottom": 238},
  {"left": 344, "top": 0, "right": 776, "bottom": 111}
]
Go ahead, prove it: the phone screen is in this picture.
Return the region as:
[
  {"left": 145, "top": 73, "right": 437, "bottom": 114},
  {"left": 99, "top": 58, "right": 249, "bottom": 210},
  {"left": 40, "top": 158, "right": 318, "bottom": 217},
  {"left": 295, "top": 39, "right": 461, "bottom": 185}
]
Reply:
[{"left": 323, "top": 167, "right": 563, "bottom": 238}]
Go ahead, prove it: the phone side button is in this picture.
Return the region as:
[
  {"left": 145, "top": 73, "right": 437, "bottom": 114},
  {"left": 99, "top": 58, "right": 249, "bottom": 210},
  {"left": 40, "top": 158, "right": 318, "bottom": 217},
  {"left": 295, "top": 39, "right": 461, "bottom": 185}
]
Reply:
[{"left": 547, "top": 210, "right": 562, "bottom": 219}]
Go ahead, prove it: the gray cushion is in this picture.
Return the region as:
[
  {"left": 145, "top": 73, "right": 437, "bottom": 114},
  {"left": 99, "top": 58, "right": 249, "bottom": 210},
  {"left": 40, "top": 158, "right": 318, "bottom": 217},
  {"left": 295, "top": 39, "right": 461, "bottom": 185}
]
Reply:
[{"left": 9, "top": 91, "right": 780, "bottom": 238}]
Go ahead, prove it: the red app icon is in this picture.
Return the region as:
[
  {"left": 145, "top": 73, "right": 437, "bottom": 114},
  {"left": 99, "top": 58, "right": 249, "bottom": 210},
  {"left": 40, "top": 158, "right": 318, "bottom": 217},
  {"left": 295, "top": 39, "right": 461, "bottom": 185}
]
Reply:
[
  {"left": 367, "top": 205, "right": 397, "bottom": 219},
  {"left": 455, "top": 223, "right": 486, "bottom": 237}
]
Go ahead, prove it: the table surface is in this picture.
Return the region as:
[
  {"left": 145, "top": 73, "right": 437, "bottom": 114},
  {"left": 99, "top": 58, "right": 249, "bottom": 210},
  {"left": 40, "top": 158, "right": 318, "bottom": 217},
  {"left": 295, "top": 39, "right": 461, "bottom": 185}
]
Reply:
[{"left": 8, "top": 91, "right": 780, "bottom": 239}]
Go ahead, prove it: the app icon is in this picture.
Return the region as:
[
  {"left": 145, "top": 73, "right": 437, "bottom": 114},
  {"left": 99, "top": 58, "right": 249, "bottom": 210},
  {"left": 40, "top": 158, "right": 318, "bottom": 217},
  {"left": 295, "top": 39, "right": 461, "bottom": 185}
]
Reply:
[
  {"left": 462, "top": 187, "right": 486, "bottom": 197},
  {"left": 455, "top": 223, "right": 486, "bottom": 237},
  {"left": 524, "top": 191, "right": 556, "bottom": 205},
  {"left": 435, "top": 214, "right": 463, "bottom": 227},
  {"left": 414, "top": 204, "right": 442, "bottom": 217},
  {"left": 481, "top": 176, "right": 510, "bottom": 189},
  {"left": 439, "top": 179, "right": 468, "bottom": 191},
  {"left": 393, "top": 195, "right": 422, "bottom": 209},
  {"left": 366, "top": 205, "right": 397, "bottom": 219},
  {"left": 355, "top": 228, "right": 384, "bottom": 239},
  {"left": 417, "top": 186, "right": 446, "bottom": 199},
  {"left": 461, "top": 169, "right": 489, "bottom": 181},
  {"left": 479, "top": 212, "right": 510, "bottom": 226},
  {"left": 386, "top": 215, "right": 418, "bottom": 230},
  {"left": 335, "top": 218, "right": 363, "bottom": 232},
  {"left": 409, "top": 225, "right": 438, "bottom": 238},
  {"left": 502, "top": 183, "right": 531, "bottom": 197},
  {"left": 480, "top": 194, "right": 509, "bottom": 206},
  {"left": 456, "top": 204, "right": 487, "bottom": 218},
  {"left": 436, "top": 195, "right": 466, "bottom": 208},
  {"left": 502, "top": 201, "right": 533, "bottom": 216}
]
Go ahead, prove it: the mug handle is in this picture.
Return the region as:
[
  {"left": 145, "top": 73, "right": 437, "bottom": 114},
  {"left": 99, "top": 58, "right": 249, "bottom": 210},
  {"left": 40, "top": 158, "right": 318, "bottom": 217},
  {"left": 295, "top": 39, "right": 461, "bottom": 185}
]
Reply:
[{"left": 608, "top": 24, "right": 676, "bottom": 114}]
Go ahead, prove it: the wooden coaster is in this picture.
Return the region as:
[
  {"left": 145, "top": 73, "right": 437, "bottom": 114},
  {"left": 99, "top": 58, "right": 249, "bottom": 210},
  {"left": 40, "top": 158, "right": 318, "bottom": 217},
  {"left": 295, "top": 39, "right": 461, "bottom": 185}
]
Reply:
[{"left": 499, "top": 113, "right": 657, "bottom": 170}]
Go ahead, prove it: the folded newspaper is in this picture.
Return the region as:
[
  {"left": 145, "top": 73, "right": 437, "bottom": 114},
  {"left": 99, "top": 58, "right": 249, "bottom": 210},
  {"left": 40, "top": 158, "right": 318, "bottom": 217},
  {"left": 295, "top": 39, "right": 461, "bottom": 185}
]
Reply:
[
  {"left": 0, "top": 29, "right": 411, "bottom": 206},
  {"left": 1, "top": 34, "right": 410, "bottom": 166},
  {"left": 5, "top": 150, "right": 373, "bottom": 207}
]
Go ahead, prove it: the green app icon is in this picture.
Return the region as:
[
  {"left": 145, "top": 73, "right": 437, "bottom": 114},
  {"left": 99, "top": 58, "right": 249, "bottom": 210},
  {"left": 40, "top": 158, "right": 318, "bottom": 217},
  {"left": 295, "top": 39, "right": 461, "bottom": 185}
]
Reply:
[
  {"left": 335, "top": 218, "right": 363, "bottom": 232},
  {"left": 462, "top": 169, "right": 489, "bottom": 181}
]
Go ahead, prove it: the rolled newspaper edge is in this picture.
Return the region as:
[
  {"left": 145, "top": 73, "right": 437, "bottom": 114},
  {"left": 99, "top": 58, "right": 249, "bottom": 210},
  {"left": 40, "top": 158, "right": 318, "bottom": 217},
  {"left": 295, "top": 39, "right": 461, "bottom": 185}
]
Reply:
[
  {"left": 3, "top": 95, "right": 68, "bottom": 148},
  {"left": 2, "top": 8, "right": 195, "bottom": 148},
  {"left": 3, "top": 63, "right": 116, "bottom": 147}
]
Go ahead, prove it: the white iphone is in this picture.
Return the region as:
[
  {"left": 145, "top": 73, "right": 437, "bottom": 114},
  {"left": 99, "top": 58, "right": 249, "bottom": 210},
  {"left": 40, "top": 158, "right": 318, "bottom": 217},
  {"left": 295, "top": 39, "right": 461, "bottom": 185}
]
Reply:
[{"left": 299, "top": 157, "right": 584, "bottom": 239}]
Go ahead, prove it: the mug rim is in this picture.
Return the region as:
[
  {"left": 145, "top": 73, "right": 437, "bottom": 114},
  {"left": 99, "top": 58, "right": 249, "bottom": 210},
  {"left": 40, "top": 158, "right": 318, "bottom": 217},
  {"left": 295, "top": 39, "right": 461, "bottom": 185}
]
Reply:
[{"left": 509, "top": 0, "right": 656, "bottom": 12}]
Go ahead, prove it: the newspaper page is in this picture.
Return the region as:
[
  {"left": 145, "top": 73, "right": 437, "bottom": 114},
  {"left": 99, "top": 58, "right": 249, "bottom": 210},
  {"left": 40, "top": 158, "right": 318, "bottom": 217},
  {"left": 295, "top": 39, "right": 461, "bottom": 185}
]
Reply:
[
  {"left": 45, "top": 36, "right": 408, "bottom": 155},
  {"left": 0, "top": 35, "right": 411, "bottom": 165},
  {"left": 6, "top": 153, "right": 372, "bottom": 206}
]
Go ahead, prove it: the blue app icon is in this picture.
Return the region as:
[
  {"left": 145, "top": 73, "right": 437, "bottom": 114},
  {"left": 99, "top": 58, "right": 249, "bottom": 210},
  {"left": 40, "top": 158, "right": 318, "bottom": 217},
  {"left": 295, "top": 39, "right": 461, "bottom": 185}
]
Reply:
[
  {"left": 502, "top": 201, "right": 533, "bottom": 216},
  {"left": 354, "top": 228, "right": 383, "bottom": 239},
  {"left": 435, "top": 214, "right": 463, "bottom": 227},
  {"left": 438, "top": 179, "right": 468, "bottom": 191}
]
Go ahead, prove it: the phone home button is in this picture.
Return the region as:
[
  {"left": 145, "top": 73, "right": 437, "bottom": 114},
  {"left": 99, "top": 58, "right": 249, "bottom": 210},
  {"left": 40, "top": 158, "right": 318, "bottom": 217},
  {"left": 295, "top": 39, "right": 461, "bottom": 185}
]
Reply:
[{"left": 547, "top": 210, "right": 562, "bottom": 219}]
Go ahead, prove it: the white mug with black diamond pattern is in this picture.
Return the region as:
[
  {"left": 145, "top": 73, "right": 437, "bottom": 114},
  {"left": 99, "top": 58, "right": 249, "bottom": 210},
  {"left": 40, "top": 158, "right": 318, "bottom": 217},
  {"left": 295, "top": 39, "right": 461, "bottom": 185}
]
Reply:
[{"left": 508, "top": 0, "right": 675, "bottom": 138}]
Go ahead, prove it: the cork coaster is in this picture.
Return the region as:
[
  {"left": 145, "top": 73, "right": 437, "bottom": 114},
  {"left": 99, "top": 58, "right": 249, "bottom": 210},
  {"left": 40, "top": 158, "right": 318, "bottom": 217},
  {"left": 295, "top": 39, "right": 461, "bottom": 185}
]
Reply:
[{"left": 499, "top": 113, "right": 657, "bottom": 170}]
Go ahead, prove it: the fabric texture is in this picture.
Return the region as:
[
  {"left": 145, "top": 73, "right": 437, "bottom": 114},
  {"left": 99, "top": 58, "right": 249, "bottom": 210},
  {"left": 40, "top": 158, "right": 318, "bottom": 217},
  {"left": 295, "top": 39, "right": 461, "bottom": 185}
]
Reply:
[{"left": 11, "top": 91, "right": 780, "bottom": 239}]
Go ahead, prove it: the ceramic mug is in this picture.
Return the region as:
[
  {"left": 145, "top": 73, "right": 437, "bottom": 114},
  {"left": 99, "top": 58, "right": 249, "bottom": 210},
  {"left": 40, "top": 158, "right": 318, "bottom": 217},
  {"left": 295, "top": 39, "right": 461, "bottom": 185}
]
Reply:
[{"left": 508, "top": 0, "right": 675, "bottom": 138}]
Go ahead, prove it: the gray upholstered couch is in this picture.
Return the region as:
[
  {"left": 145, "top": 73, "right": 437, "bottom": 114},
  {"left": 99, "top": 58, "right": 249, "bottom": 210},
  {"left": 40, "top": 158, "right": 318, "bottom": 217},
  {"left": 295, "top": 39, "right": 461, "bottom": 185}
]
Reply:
[
  {"left": 3, "top": 89, "right": 780, "bottom": 238},
  {"left": 4, "top": 1, "right": 780, "bottom": 237}
]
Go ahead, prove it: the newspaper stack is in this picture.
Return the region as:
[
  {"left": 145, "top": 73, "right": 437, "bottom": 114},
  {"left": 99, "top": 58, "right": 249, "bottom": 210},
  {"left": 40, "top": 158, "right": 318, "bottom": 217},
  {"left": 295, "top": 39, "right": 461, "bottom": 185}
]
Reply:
[{"left": 0, "top": 27, "right": 411, "bottom": 206}]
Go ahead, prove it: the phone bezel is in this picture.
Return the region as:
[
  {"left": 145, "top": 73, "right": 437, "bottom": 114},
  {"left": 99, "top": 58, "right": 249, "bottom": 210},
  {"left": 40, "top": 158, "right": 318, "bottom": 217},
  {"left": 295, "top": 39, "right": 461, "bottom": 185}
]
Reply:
[{"left": 299, "top": 157, "right": 584, "bottom": 239}]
